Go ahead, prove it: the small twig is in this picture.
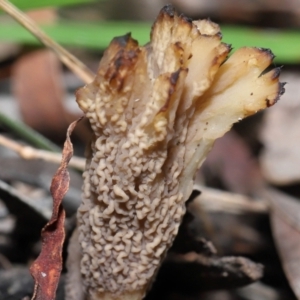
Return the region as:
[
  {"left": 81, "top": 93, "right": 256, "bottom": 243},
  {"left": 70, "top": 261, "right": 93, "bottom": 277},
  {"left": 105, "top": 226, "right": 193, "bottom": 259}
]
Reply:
[
  {"left": 0, "top": 134, "right": 85, "bottom": 170},
  {"left": 0, "top": 112, "right": 60, "bottom": 152},
  {"left": 0, "top": 134, "right": 269, "bottom": 215},
  {"left": 0, "top": 179, "right": 51, "bottom": 220},
  {"left": 191, "top": 186, "right": 269, "bottom": 215},
  {"left": 0, "top": 0, "right": 95, "bottom": 84}
]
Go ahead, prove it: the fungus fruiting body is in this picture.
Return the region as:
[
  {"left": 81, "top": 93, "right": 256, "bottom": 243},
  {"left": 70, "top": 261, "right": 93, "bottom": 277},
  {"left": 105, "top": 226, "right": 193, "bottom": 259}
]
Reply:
[{"left": 66, "top": 5, "right": 284, "bottom": 300}]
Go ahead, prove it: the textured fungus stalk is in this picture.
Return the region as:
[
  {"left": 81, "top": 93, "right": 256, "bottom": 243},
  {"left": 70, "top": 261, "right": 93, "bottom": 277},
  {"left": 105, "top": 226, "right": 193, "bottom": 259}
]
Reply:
[{"left": 67, "top": 5, "right": 284, "bottom": 300}]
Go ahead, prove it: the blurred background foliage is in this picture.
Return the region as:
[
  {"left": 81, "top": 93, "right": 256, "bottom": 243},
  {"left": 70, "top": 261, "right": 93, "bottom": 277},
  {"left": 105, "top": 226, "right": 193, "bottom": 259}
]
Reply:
[
  {"left": 0, "top": 2, "right": 300, "bottom": 300},
  {"left": 0, "top": 0, "right": 299, "bottom": 63},
  {"left": 1, "top": 0, "right": 300, "bottom": 149}
]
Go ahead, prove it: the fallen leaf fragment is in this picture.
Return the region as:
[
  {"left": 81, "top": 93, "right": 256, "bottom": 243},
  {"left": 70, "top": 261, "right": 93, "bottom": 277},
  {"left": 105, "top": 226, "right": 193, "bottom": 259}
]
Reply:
[
  {"left": 203, "top": 131, "right": 264, "bottom": 195},
  {"left": 30, "top": 118, "right": 81, "bottom": 300},
  {"left": 12, "top": 50, "right": 68, "bottom": 140},
  {"left": 156, "top": 252, "right": 263, "bottom": 292},
  {"left": 0, "top": 178, "right": 50, "bottom": 221},
  {"left": 267, "top": 188, "right": 300, "bottom": 299},
  {"left": 260, "top": 72, "right": 300, "bottom": 185}
]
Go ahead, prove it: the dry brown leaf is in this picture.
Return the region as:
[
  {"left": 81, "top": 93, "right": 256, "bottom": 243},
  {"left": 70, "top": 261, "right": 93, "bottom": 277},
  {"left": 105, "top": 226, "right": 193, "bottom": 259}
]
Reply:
[
  {"left": 203, "top": 131, "right": 263, "bottom": 195},
  {"left": 12, "top": 49, "right": 69, "bottom": 139},
  {"left": 30, "top": 118, "right": 81, "bottom": 300},
  {"left": 12, "top": 49, "right": 92, "bottom": 142},
  {"left": 260, "top": 72, "right": 300, "bottom": 185},
  {"left": 267, "top": 188, "right": 300, "bottom": 299},
  {"left": 150, "top": 252, "right": 263, "bottom": 296}
]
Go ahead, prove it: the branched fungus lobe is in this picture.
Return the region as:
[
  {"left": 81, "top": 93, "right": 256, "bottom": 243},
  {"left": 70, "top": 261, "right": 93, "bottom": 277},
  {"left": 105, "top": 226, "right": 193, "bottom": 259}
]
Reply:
[{"left": 72, "top": 5, "right": 283, "bottom": 300}]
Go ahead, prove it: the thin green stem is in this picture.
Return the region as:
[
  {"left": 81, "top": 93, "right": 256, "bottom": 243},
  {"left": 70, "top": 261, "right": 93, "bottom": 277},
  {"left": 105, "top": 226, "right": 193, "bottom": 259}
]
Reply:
[{"left": 0, "top": 111, "right": 61, "bottom": 152}]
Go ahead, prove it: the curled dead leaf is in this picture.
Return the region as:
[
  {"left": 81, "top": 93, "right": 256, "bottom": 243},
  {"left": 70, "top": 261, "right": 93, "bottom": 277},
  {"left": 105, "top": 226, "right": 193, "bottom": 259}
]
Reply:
[{"left": 30, "top": 118, "right": 82, "bottom": 300}]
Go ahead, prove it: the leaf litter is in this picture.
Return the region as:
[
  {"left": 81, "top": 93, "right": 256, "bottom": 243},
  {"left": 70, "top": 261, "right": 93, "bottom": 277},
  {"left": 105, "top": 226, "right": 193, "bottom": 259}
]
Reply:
[
  {"left": 30, "top": 118, "right": 81, "bottom": 300},
  {"left": 267, "top": 188, "right": 300, "bottom": 299}
]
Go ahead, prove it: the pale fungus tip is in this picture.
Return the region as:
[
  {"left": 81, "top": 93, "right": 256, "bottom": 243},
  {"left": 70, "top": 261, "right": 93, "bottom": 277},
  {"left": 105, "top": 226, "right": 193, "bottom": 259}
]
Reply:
[{"left": 67, "top": 4, "right": 284, "bottom": 300}]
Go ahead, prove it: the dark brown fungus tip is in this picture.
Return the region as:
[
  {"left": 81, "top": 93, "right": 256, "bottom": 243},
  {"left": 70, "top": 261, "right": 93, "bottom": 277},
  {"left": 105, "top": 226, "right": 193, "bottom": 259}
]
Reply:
[
  {"left": 179, "top": 13, "right": 193, "bottom": 24},
  {"left": 150, "top": 6, "right": 175, "bottom": 39},
  {"left": 170, "top": 69, "right": 182, "bottom": 86},
  {"left": 174, "top": 41, "right": 184, "bottom": 51},
  {"left": 271, "top": 67, "right": 282, "bottom": 80},
  {"left": 111, "top": 33, "right": 132, "bottom": 48},
  {"left": 280, "top": 82, "right": 287, "bottom": 95},
  {"left": 268, "top": 81, "right": 286, "bottom": 106},
  {"left": 273, "top": 82, "right": 286, "bottom": 103},
  {"left": 265, "top": 98, "right": 272, "bottom": 107},
  {"left": 258, "top": 47, "right": 275, "bottom": 60},
  {"left": 160, "top": 69, "right": 185, "bottom": 113},
  {"left": 225, "top": 43, "right": 232, "bottom": 52},
  {"left": 216, "top": 32, "right": 223, "bottom": 39},
  {"left": 105, "top": 48, "right": 138, "bottom": 91},
  {"left": 162, "top": 4, "right": 176, "bottom": 18}
]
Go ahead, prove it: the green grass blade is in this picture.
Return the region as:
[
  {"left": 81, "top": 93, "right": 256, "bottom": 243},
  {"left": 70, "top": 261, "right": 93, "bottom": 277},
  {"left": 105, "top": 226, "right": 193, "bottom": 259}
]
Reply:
[
  {"left": 0, "top": 112, "right": 61, "bottom": 152},
  {"left": 221, "top": 26, "right": 300, "bottom": 64},
  {"left": 1, "top": 0, "right": 97, "bottom": 11},
  {"left": 0, "top": 21, "right": 151, "bottom": 48},
  {"left": 0, "top": 21, "right": 299, "bottom": 63}
]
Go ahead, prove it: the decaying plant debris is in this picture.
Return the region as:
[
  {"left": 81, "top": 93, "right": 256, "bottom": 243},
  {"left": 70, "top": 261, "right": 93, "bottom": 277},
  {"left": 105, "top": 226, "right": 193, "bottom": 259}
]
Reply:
[
  {"left": 65, "top": 4, "right": 284, "bottom": 300},
  {"left": 30, "top": 119, "right": 81, "bottom": 300}
]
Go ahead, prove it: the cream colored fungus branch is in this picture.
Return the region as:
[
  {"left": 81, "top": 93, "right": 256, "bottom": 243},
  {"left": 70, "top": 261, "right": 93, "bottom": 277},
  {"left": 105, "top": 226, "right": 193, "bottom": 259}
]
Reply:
[{"left": 66, "top": 5, "right": 284, "bottom": 300}]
